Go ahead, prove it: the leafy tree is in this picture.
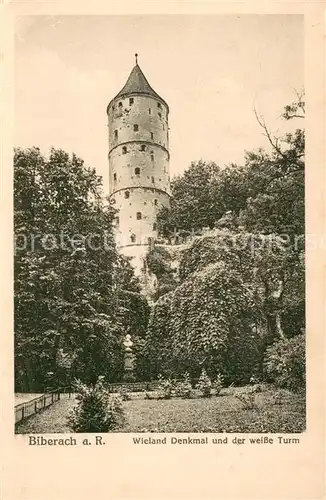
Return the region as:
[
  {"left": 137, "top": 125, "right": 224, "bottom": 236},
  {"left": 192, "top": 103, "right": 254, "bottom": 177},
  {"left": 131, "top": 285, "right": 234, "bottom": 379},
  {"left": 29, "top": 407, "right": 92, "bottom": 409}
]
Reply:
[
  {"left": 144, "top": 252, "right": 262, "bottom": 383},
  {"left": 145, "top": 95, "right": 305, "bottom": 384},
  {"left": 157, "top": 160, "right": 221, "bottom": 236},
  {"left": 144, "top": 225, "right": 304, "bottom": 383},
  {"left": 14, "top": 147, "right": 147, "bottom": 391}
]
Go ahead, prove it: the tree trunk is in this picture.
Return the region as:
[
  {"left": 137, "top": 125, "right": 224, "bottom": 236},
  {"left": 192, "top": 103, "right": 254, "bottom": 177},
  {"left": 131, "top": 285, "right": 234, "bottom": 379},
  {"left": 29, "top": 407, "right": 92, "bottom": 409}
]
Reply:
[{"left": 275, "top": 312, "right": 285, "bottom": 339}]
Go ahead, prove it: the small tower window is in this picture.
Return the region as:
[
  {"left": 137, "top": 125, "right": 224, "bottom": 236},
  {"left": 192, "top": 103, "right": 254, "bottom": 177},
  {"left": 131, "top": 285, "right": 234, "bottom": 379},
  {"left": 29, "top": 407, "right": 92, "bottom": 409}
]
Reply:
[
  {"left": 114, "top": 130, "right": 118, "bottom": 139},
  {"left": 154, "top": 199, "right": 158, "bottom": 206},
  {"left": 125, "top": 191, "right": 130, "bottom": 199},
  {"left": 130, "top": 234, "right": 136, "bottom": 243},
  {"left": 136, "top": 212, "right": 142, "bottom": 220},
  {"left": 153, "top": 222, "right": 157, "bottom": 230},
  {"left": 140, "top": 145, "right": 146, "bottom": 152},
  {"left": 118, "top": 101, "right": 123, "bottom": 107},
  {"left": 122, "top": 146, "right": 127, "bottom": 154},
  {"left": 158, "top": 112, "right": 162, "bottom": 119},
  {"left": 157, "top": 102, "right": 162, "bottom": 109},
  {"left": 113, "top": 173, "right": 117, "bottom": 181},
  {"left": 149, "top": 108, "right": 151, "bottom": 114},
  {"left": 151, "top": 176, "right": 155, "bottom": 183},
  {"left": 151, "top": 154, "right": 154, "bottom": 161},
  {"left": 151, "top": 132, "right": 154, "bottom": 140},
  {"left": 133, "top": 124, "right": 139, "bottom": 131},
  {"left": 129, "top": 98, "right": 134, "bottom": 105},
  {"left": 135, "top": 167, "right": 140, "bottom": 175}
]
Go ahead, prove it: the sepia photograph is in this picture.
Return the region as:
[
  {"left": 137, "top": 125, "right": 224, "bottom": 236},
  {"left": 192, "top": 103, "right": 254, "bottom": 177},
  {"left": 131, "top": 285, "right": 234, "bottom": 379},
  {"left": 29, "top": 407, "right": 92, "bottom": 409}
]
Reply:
[{"left": 13, "top": 14, "right": 306, "bottom": 435}]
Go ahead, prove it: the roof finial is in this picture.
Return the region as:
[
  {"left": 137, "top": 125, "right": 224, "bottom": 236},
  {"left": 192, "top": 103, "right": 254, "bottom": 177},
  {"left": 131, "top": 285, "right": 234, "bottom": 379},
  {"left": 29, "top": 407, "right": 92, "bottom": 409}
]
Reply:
[{"left": 135, "top": 53, "right": 138, "bottom": 65}]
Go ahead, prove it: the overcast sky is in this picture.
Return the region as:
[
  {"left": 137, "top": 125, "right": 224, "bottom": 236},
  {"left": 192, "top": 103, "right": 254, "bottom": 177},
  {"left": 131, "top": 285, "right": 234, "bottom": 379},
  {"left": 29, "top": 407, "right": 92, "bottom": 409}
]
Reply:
[{"left": 15, "top": 15, "right": 303, "bottom": 191}]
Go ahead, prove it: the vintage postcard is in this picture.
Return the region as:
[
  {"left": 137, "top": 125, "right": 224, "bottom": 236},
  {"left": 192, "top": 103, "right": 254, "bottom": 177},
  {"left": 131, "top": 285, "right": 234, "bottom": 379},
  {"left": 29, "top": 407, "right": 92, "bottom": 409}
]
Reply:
[{"left": 0, "top": 1, "right": 325, "bottom": 499}]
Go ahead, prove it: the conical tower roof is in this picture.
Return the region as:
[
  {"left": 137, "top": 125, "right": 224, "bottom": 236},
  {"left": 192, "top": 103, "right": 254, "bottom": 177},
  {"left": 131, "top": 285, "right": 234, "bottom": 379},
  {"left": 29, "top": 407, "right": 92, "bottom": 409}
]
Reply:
[{"left": 108, "top": 56, "right": 168, "bottom": 111}]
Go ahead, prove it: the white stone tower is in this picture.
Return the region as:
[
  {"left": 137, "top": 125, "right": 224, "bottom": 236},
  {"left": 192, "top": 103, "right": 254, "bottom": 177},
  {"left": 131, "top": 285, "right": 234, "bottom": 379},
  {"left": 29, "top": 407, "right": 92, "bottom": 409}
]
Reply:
[{"left": 107, "top": 54, "right": 170, "bottom": 274}]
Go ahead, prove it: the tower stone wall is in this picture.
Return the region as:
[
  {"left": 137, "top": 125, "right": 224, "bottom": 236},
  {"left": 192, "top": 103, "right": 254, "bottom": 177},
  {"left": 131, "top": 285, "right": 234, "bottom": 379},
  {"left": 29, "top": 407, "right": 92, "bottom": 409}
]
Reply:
[{"left": 107, "top": 59, "right": 170, "bottom": 274}]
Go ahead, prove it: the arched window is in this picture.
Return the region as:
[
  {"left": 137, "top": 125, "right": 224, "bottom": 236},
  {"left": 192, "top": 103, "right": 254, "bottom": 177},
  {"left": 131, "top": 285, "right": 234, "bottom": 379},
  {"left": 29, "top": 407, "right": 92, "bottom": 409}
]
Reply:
[
  {"left": 153, "top": 222, "right": 157, "bottom": 230},
  {"left": 130, "top": 234, "right": 136, "bottom": 243},
  {"left": 133, "top": 124, "right": 139, "bottom": 132},
  {"left": 158, "top": 112, "right": 162, "bottom": 119},
  {"left": 140, "top": 145, "right": 146, "bottom": 152},
  {"left": 151, "top": 154, "right": 154, "bottom": 162},
  {"left": 157, "top": 102, "right": 162, "bottom": 109},
  {"left": 113, "top": 173, "right": 117, "bottom": 181},
  {"left": 135, "top": 167, "right": 140, "bottom": 175},
  {"left": 114, "top": 130, "right": 118, "bottom": 138},
  {"left": 122, "top": 146, "right": 127, "bottom": 154},
  {"left": 125, "top": 191, "right": 130, "bottom": 199},
  {"left": 118, "top": 101, "right": 123, "bottom": 107},
  {"left": 129, "top": 98, "right": 134, "bottom": 105},
  {"left": 151, "top": 132, "right": 154, "bottom": 140},
  {"left": 136, "top": 212, "right": 142, "bottom": 220},
  {"left": 151, "top": 176, "right": 155, "bottom": 183},
  {"left": 154, "top": 199, "right": 158, "bottom": 206}
]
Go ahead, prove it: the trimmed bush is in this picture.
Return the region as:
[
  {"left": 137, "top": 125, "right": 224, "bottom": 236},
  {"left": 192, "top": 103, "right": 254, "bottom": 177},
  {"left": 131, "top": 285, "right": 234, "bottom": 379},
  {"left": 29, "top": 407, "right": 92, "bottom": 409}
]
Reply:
[
  {"left": 174, "top": 372, "right": 192, "bottom": 399},
  {"left": 264, "top": 334, "right": 305, "bottom": 392},
  {"left": 196, "top": 369, "right": 212, "bottom": 398},
  {"left": 67, "top": 377, "right": 125, "bottom": 432},
  {"left": 213, "top": 373, "right": 224, "bottom": 396}
]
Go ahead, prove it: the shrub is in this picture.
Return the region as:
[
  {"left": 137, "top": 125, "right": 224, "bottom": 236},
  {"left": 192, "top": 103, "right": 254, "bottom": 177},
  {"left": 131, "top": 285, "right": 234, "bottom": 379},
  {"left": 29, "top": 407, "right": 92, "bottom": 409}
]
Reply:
[
  {"left": 196, "top": 369, "right": 212, "bottom": 398},
  {"left": 174, "top": 372, "right": 192, "bottom": 399},
  {"left": 157, "top": 374, "right": 175, "bottom": 399},
  {"left": 213, "top": 373, "right": 224, "bottom": 396},
  {"left": 264, "top": 334, "right": 305, "bottom": 392},
  {"left": 67, "top": 377, "right": 125, "bottom": 432}
]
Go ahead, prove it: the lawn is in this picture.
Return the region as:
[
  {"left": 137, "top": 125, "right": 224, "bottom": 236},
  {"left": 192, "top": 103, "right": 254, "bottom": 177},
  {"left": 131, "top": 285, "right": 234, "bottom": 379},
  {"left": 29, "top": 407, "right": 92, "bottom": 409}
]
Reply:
[
  {"left": 16, "top": 397, "right": 75, "bottom": 434},
  {"left": 15, "top": 393, "right": 43, "bottom": 405},
  {"left": 15, "top": 385, "right": 305, "bottom": 434}
]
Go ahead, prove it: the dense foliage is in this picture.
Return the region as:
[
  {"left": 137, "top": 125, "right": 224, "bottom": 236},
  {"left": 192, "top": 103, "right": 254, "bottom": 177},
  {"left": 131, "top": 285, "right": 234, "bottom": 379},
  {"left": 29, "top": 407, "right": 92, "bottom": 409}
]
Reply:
[
  {"left": 144, "top": 95, "right": 305, "bottom": 388},
  {"left": 15, "top": 94, "right": 305, "bottom": 394},
  {"left": 264, "top": 335, "right": 305, "bottom": 392},
  {"left": 14, "top": 147, "right": 148, "bottom": 391}
]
